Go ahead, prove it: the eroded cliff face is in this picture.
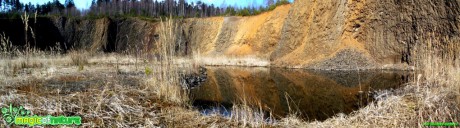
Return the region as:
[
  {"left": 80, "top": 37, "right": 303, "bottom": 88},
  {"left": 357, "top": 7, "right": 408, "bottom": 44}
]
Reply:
[
  {"left": 183, "top": 5, "right": 291, "bottom": 58},
  {"left": 1, "top": 0, "right": 459, "bottom": 69},
  {"left": 361, "top": 0, "right": 460, "bottom": 66},
  {"left": 271, "top": 0, "right": 352, "bottom": 68},
  {"left": 52, "top": 17, "right": 158, "bottom": 52},
  {"left": 270, "top": 0, "right": 460, "bottom": 69},
  {"left": 0, "top": 17, "right": 158, "bottom": 53}
]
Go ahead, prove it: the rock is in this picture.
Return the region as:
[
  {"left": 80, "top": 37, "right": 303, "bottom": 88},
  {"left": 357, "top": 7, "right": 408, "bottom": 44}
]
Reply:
[{"left": 179, "top": 66, "right": 207, "bottom": 89}]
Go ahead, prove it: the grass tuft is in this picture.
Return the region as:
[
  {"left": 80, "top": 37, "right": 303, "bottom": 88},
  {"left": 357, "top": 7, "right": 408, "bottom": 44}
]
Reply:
[{"left": 69, "top": 50, "right": 89, "bottom": 67}]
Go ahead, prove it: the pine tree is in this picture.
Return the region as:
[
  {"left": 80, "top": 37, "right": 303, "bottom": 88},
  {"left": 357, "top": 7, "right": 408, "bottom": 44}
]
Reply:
[
  {"left": 14, "top": 0, "right": 21, "bottom": 11},
  {"left": 65, "top": 0, "right": 75, "bottom": 8}
]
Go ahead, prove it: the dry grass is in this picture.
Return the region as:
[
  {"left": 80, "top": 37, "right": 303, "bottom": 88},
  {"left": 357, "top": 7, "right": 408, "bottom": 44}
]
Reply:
[
  {"left": 195, "top": 55, "right": 270, "bottom": 67},
  {"left": 143, "top": 17, "right": 191, "bottom": 105},
  {"left": 21, "top": 12, "right": 29, "bottom": 51},
  {"left": 0, "top": 33, "right": 17, "bottom": 58},
  {"left": 0, "top": 54, "right": 198, "bottom": 127},
  {"left": 69, "top": 50, "right": 89, "bottom": 66},
  {"left": 228, "top": 103, "right": 275, "bottom": 127},
  {"left": 0, "top": 67, "right": 162, "bottom": 127},
  {"left": 412, "top": 37, "right": 460, "bottom": 127}
]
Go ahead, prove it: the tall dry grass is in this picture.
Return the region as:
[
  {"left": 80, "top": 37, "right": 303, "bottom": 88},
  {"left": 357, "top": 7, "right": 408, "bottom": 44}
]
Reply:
[
  {"left": 0, "top": 33, "right": 17, "bottom": 59},
  {"left": 20, "top": 12, "right": 29, "bottom": 52},
  {"left": 145, "top": 17, "right": 191, "bottom": 105},
  {"left": 195, "top": 55, "right": 270, "bottom": 67},
  {"left": 410, "top": 36, "right": 460, "bottom": 127},
  {"left": 0, "top": 31, "right": 65, "bottom": 77}
]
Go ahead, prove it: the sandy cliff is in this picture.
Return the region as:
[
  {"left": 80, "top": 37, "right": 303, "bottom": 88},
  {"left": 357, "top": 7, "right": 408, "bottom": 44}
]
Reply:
[
  {"left": 269, "top": 0, "right": 460, "bottom": 69},
  {"left": 184, "top": 5, "right": 291, "bottom": 58},
  {"left": 184, "top": 0, "right": 460, "bottom": 69}
]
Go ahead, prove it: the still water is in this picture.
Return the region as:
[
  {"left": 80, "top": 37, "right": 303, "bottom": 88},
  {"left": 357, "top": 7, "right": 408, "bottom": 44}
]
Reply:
[{"left": 190, "top": 67, "right": 409, "bottom": 121}]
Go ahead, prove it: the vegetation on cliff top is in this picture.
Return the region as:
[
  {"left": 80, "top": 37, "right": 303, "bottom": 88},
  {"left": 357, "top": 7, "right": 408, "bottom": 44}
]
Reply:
[{"left": 0, "top": 0, "right": 290, "bottom": 19}]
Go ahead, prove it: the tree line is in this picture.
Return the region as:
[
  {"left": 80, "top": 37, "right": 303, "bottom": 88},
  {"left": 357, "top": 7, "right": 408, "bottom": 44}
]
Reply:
[
  {"left": 0, "top": 0, "right": 79, "bottom": 18},
  {"left": 0, "top": 0, "right": 290, "bottom": 18}
]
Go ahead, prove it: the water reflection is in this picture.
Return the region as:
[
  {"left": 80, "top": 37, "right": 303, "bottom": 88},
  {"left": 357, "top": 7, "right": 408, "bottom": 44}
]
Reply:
[{"left": 190, "top": 67, "right": 410, "bottom": 121}]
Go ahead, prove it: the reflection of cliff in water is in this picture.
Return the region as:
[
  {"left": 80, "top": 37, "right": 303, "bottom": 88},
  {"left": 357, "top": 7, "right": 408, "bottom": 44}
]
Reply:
[{"left": 190, "top": 67, "right": 410, "bottom": 121}]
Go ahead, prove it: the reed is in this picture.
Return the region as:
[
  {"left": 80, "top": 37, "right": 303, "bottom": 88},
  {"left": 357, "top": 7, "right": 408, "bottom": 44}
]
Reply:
[
  {"left": 144, "top": 16, "right": 191, "bottom": 105},
  {"left": 0, "top": 33, "right": 16, "bottom": 59}
]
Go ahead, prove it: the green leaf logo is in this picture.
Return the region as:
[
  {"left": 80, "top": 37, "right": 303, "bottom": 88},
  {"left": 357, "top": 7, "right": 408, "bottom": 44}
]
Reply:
[
  {"left": 1, "top": 104, "right": 31, "bottom": 125},
  {"left": 1, "top": 108, "right": 7, "bottom": 114}
]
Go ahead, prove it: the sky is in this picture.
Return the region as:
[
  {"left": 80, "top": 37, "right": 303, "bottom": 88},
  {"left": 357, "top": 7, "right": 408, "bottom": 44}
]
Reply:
[
  {"left": 19, "top": 0, "right": 294, "bottom": 10},
  {"left": 20, "top": 0, "right": 90, "bottom": 10}
]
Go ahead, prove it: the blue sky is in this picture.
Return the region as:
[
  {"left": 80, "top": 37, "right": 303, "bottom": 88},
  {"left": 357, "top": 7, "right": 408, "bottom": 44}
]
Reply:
[
  {"left": 20, "top": 0, "right": 90, "bottom": 10},
  {"left": 19, "top": 0, "right": 294, "bottom": 10}
]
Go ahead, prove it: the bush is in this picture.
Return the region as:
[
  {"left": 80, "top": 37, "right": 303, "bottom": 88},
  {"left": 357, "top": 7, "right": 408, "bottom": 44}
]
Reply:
[{"left": 238, "top": 9, "right": 251, "bottom": 16}]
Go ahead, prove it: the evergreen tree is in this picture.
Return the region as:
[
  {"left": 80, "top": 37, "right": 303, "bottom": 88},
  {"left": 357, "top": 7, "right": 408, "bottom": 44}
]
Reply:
[
  {"left": 13, "top": 0, "right": 21, "bottom": 11},
  {"left": 65, "top": 0, "right": 75, "bottom": 9}
]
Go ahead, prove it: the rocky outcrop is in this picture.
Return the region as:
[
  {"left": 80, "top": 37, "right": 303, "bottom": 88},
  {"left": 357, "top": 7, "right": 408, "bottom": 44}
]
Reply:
[
  {"left": 359, "top": 0, "right": 460, "bottom": 64},
  {"left": 180, "top": 66, "right": 207, "bottom": 89}
]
